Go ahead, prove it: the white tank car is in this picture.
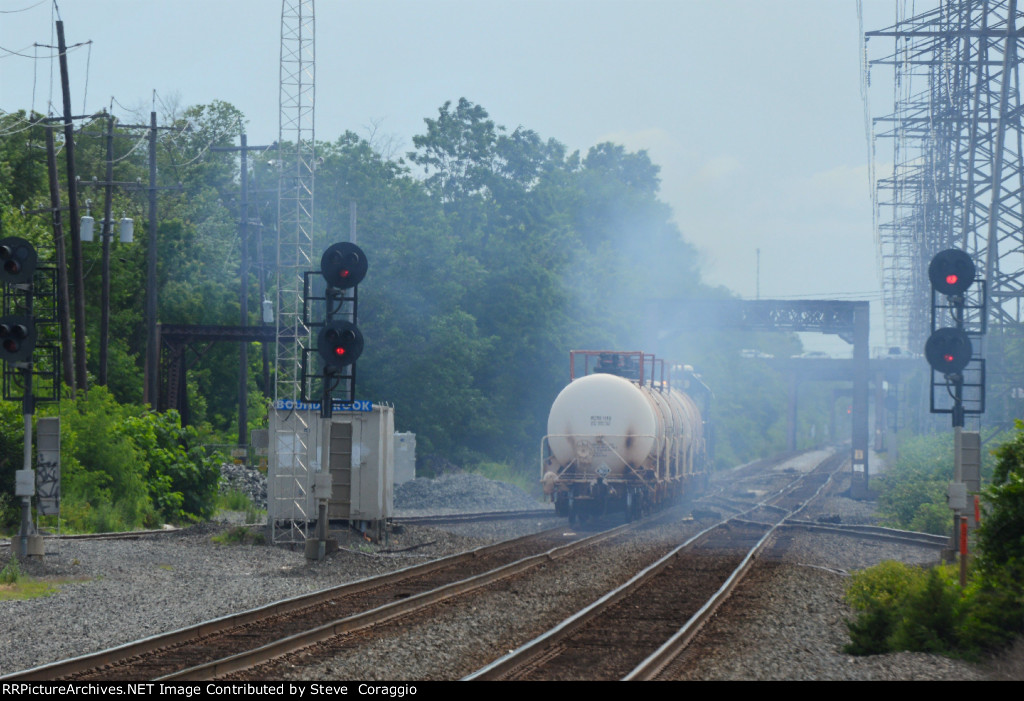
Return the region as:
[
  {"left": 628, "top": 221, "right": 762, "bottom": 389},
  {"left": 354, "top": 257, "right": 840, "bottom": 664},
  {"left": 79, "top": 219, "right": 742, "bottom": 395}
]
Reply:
[{"left": 541, "top": 352, "right": 707, "bottom": 524}]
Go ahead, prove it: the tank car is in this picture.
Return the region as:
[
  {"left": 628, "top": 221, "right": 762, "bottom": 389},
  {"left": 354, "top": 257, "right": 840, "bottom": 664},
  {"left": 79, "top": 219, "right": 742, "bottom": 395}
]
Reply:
[{"left": 541, "top": 350, "right": 709, "bottom": 524}]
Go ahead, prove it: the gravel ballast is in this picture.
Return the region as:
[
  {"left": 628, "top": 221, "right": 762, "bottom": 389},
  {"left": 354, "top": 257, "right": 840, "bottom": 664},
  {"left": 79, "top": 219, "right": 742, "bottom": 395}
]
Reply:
[{"left": 0, "top": 464, "right": 1017, "bottom": 680}]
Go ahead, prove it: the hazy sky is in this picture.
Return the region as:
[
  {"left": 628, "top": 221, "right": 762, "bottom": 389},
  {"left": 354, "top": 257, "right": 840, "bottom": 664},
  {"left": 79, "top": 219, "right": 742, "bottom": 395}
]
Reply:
[{"left": 1, "top": 0, "right": 901, "bottom": 355}]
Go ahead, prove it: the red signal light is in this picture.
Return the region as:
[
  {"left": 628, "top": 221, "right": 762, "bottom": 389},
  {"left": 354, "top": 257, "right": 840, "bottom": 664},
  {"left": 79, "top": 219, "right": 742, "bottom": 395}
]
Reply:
[
  {"left": 925, "top": 327, "right": 972, "bottom": 374},
  {"left": 320, "top": 242, "right": 367, "bottom": 289},
  {"left": 928, "top": 249, "right": 975, "bottom": 296},
  {"left": 317, "top": 320, "right": 363, "bottom": 373}
]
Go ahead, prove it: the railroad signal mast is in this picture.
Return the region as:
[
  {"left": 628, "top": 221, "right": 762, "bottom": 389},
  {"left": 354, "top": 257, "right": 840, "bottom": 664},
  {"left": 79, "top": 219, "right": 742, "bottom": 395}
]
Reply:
[
  {"left": 924, "top": 248, "right": 985, "bottom": 586},
  {"left": 925, "top": 248, "right": 985, "bottom": 426},
  {"left": 302, "top": 242, "right": 368, "bottom": 419},
  {"left": 1, "top": 236, "right": 60, "bottom": 559}
]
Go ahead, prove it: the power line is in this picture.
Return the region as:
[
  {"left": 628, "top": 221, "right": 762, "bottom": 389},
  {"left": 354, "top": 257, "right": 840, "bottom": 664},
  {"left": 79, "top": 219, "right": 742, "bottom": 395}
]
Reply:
[{"left": 0, "top": 0, "right": 48, "bottom": 14}]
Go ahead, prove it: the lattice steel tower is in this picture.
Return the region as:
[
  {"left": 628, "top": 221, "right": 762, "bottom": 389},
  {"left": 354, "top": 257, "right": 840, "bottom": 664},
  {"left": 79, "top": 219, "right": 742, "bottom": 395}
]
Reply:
[
  {"left": 865, "top": 0, "right": 1024, "bottom": 427},
  {"left": 272, "top": 0, "right": 316, "bottom": 543},
  {"left": 277, "top": 0, "right": 316, "bottom": 403}
]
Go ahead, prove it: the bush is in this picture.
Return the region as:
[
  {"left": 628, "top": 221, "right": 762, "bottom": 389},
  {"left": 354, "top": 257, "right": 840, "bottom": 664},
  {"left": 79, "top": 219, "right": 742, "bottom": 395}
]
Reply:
[
  {"left": 875, "top": 434, "right": 954, "bottom": 535},
  {"left": 845, "top": 419, "right": 1024, "bottom": 660},
  {"left": 957, "top": 562, "right": 1024, "bottom": 657},
  {"left": 979, "top": 420, "right": 1024, "bottom": 570},
  {"left": 120, "top": 410, "right": 221, "bottom": 522},
  {"left": 0, "top": 554, "right": 22, "bottom": 584},
  {"left": 57, "top": 387, "right": 154, "bottom": 529},
  {"left": 845, "top": 562, "right": 963, "bottom": 656},
  {"left": 844, "top": 560, "right": 922, "bottom": 654},
  {"left": 888, "top": 567, "right": 961, "bottom": 653},
  {"left": 18, "top": 386, "right": 225, "bottom": 532}
]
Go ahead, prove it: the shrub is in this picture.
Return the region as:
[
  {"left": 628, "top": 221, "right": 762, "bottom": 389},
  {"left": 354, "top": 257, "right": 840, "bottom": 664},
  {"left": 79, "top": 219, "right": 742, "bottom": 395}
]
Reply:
[
  {"left": 844, "top": 560, "right": 922, "bottom": 654},
  {"left": 844, "top": 417, "right": 1024, "bottom": 659},
  {"left": 0, "top": 554, "right": 22, "bottom": 584},
  {"left": 887, "top": 567, "right": 960, "bottom": 653},
  {"left": 121, "top": 410, "right": 220, "bottom": 523}
]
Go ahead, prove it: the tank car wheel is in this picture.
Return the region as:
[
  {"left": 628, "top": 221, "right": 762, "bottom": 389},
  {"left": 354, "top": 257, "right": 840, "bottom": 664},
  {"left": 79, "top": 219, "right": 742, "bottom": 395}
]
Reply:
[
  {"left": 626, "top": 489, "right": 639, "bottom": 522},
  {"left": 555, "top": 492, "right": 570, "bottom": 517}
]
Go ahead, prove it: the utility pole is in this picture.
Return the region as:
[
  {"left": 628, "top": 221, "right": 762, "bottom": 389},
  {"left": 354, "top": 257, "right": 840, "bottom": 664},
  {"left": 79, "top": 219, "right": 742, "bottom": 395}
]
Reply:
[
  {"left": 240, "top": 133, "right": 248, "bottom": 446},
  {"left": 146, "top": 111, "right": 158, "bottom": 407},
  {"left": 211, "top": 134, "right": 273, "bottom": 446},
  {"left": 45, "top": 127, "right": 75, "bottom": 395},
  {"left": 99, "top": 113, "right": 115, "bottom": 386},
  {"left": 56, "top": 20, "right": 87, "bottom": 392}
]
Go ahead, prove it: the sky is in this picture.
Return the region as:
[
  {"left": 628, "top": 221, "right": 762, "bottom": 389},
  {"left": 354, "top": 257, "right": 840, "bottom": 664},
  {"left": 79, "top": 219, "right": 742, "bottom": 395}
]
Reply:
[{"left": 0, "top": 0, "right": 903, "bottom": 356}]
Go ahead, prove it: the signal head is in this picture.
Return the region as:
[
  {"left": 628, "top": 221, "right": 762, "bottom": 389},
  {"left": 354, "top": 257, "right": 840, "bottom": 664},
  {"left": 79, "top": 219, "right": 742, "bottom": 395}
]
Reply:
[
  {"left": 317, "top": 320, "right": 364, "bottom": 373},
  {"left": 924, "top": 327, "right": 973, "bottom": 374},
  {"left": 0, "top": 237, "right": 38, "bottom": 285},
  {"left": 320, "top": 242, "right": 368, "bottom": 290},
  {"left": 928, "top": 249, "right": 975, "bottom": 296},
  {"left": 0, "top": 315, "right": 37, "bottom": 364}
]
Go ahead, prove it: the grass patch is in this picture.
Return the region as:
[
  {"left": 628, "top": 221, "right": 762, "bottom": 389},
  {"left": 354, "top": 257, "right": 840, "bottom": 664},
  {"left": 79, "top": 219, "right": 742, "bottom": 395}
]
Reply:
[
  {"left": 1, "top": 555, "right": 22, "bottom": 584},
  {"left": 0, "top": 579, "right": 60, "bottom": 601},
  {"left": 0, "top": 555, "right": 62, "bottom": 601},
  {"left": 211, "top": 526, "right": 266, "bottom": 546},
  {"left": 215, "top": 490, "right": 266, "bottom": 524},
  {"left": 469, "top": 460, "right": 537, "bottom": 495},
  {"left": 217, "top": 489, "right": 254, "bottom": 512}
]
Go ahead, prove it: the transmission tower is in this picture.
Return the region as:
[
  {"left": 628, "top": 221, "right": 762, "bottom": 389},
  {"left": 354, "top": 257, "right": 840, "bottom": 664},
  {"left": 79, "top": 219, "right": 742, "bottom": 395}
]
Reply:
[
  {"left": 865, "top": 0, "right": 1024, "bottom": 428},
  {"left": 272, "top": 0, "right": 316, "bottom": 543}
]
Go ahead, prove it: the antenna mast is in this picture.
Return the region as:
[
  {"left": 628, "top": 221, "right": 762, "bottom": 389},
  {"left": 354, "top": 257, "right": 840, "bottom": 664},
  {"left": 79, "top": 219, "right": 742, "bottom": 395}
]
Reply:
[
  {"left": 272, "top": 0, "right": 316, "bottom": 544},
  {"left": 276, "top": 0, "right": 316, "bottom": 404}
]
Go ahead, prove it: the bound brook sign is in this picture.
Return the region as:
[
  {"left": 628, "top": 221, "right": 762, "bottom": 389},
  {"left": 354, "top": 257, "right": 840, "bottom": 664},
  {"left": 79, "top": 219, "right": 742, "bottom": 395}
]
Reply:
[{"left": 274, "top": 398, "right": 373, "bottom": 412}]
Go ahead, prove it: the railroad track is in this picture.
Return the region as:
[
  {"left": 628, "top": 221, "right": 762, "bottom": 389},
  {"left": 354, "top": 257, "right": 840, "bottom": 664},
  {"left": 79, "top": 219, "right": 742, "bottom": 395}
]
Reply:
[
  {"left": 393, "top": 508, "right": 555, "bottom": 526},
  {"left": 2, "top": 521, "right": 629, "bottom": 681},
  {"left": 4, "top": 449, "right": 943, "bottom": 681},
  {"left": 0, "top": 509, "right": 558, "bottom": 550},
  {"left": 465, "top": 450, "right": 855, "bottom": 680}
]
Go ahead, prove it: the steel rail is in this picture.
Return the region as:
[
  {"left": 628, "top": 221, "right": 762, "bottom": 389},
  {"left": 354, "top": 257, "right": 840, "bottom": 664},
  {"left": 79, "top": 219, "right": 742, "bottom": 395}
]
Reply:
[
  {"left": 623, "top": 457, "right": 844, "bottom": 680},
  {"left": 0, "top": 510, "right": 558, "bottom": 549},
  {"left": 781, "top": 520, "right": 948, "bottom": 548},
  {"left": 162, "top": 522, "right": 633, "bottom": 680},
  {"left": 1, "top": 526, "right": 571, "bottom": 681},
  {"left": 464, "top": 451, "right": 846, "bottom": 681},
  {"left": 393, "top": 508, "right": 556, "bottom": 525}
]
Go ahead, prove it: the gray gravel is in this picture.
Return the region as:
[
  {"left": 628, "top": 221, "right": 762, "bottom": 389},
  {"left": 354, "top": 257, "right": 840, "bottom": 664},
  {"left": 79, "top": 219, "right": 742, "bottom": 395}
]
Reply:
[
  {"left": 0, "top": 463, "right": 1017, "bottom": 680},
  {"left": 394, "top": 472, "right": 550, "bottom": 515}
]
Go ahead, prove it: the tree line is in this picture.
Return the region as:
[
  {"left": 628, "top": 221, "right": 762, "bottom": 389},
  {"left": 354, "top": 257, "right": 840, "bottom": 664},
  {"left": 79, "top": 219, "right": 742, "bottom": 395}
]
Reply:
[{"left": 1, "top": 98, "right": 827, "bottom": 528}]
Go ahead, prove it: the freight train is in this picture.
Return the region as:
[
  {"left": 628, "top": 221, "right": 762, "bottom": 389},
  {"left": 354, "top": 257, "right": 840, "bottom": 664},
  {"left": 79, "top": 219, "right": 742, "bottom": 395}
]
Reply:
[{"left": 541, "top": 350, "right": 710, "bottom": 525}]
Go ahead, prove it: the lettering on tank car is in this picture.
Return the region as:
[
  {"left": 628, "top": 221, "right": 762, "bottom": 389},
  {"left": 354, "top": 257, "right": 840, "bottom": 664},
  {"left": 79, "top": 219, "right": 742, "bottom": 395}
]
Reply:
[{"left": 590, "top": 415, "right": 612, "bottom": 427}]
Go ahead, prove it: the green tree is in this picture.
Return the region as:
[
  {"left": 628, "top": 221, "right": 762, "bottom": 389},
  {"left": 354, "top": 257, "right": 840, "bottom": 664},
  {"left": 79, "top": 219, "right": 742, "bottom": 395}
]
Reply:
[
  {"left": 979, "top": 420, "right": 1024, "bottom": 569},
  {"left": 875, "top": 433, "right": 956, "bottom": 535}
]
